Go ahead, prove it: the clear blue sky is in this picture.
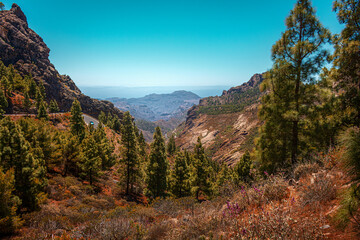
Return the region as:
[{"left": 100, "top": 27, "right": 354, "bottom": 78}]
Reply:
[{"left": 2, "top": 0, "right": 343, "bottom": 88}]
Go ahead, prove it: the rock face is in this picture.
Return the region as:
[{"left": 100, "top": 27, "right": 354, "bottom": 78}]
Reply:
[
  {"left": 175, "top": 74, "right": 264, "bottom": 166},
  {"left": 0, "top": 4, "right": 123, "bottom": 118}
]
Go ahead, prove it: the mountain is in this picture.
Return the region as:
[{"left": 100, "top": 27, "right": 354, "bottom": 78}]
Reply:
[
  {"left": 175, "top": 73, "right": 264, "bottom": 165},
  {"left": 107, "top": 90, "right": 200, "bottom": 121},
  {"left": 108, "top": 90, "right": 200, "bottom": 140},
  {"left": 0, "top": 4, "right": 123, "bottom": 119}
]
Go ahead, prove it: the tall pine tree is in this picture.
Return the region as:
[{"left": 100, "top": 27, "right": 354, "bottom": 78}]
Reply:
[
  {"left": 191, "top": 137, "right": 212, "bottom": 200},
  {"left": 170, "top": 151, "right": 191, "bottom": 198},
  {"left": 257, "top": 0, "right": 331, "bottom": 171},
  {"left": 146, "top": 126, "right": 168, "bottom": 198},
  {"left": 120, "top": 111, "right": 141, "bottom": 196}
]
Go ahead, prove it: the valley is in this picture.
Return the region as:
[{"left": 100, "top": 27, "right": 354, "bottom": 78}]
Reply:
[{"left": 0, "top": 1, "right": 359, "bottom": 239}]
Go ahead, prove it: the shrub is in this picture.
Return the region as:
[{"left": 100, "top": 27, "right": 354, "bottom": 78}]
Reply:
[{"left": 299, "top": 172, "right": 336, "bottom": 208}]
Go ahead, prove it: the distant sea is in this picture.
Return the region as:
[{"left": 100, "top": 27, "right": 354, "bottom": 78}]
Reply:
[{"left": 79, "top": 85, "right": 232, "bottom": 99}]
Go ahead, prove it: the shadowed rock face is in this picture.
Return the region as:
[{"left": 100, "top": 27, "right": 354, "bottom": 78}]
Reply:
[{"left": 0, "top": 4, "right": 123, "bottom": 119}]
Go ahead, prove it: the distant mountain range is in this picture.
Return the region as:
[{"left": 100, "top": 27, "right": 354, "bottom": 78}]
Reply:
[
  {"left": 107, "top": 91, "right": 201, "bottom": 140},
  {"left": 107, "top": 90, "right": 201, "bottom": 122}
]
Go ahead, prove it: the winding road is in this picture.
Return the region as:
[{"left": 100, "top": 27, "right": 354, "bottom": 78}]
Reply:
[{"left": 4, "top": 113, "right": 100, "bottom": 128}]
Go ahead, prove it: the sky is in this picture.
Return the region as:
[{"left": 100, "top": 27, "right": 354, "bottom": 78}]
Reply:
[{"left": 2, "top": 0, "right": 343, "bottom": 89}]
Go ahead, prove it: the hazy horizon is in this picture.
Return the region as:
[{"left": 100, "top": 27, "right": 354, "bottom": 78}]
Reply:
[{"left": 79, "top": 85, "right": 232, "bottom": 99}]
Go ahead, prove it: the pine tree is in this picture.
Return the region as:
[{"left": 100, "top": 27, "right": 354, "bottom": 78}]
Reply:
[
  {"left": 333, "top": 0, "right": 360, "bottom": 127},
  {"left": 233, "top": 151, "right": 252, "bottom": 184},
  {"left": 23, "top": 91, "right": 31, "bottom": 113},
  {"left": 94, "top": 123, "right": 115, "bottom": 170},
  {"left": 257, "top": 0, "right": 331, "bottom": 171},
  {"left": 191, "top": 137, "right": 211, "bottom": 200},
  {"left": 35, "top": 86, "right": 44, "bottom": 110},
  {"left": 28, "top": 78, "right": 37, "bottom": 99},
  {"left": 0, "top": 168, "right": 22, "bottom": 235},
  {"left": 49, "top": 99, "right": 60, "bottom": 113},
  {"left": 170, "top": 151, "right": 191, "bottom": 198},
  {"left": 70, "top": 99, "right": 85, "bottom": 141},
  {"left": 37, "top": 101, "right": 48, "bottom": 120},
  {"left": 146, "top": 126, "right": 168, "bottom": 198},
  {"left": 138, "top": 131, "right": 147, "bottom": 159},
  {"left": 120, "top": 112, "right": 141, "bottom": 195},
  {"left": 0, "top": 117, "right": 47, "bottom": 210},
  {"left": 79, "top": 133, "right": 101, "bottom": 185},
  {"left": 0, "top": 89, "right": 8, "bottom": 117},
  {"left": 167, "top": 134, "right": 176, "bottom": 156},
  {"left": 59, "top": 134, "right": 82, "bottom": 176},
  {"left": 98, "top": 111, "right": 107, "bottom": 125}
]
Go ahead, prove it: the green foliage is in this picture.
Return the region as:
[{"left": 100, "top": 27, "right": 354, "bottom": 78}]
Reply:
[
  {"left": 0, "top": 117, "right": 47, "bottom": 211},
  {"left": 70, "top": 99, "right": 85, "bottom": 141},
  {"left": 335, "top": 128, "right": 360, "bottom": 227},
  {"left": 167, "top": 134, "right": 176, "bottom": 156},
  {"left": 233, "top": 151, "right": 252, "bottom": 184},
  {"left": 58, "top": 133, "right": 82, "bottom": 176},
  {"left": 79, "top": 133, "right": 102, "bottom": 185},
  {"left": 0, "top": 89, "right": 8, "bottom": 117},
  {"left": 170, "top": 151, "right": 191, "bottom": 198},
  {"left": 257, "top": 0, "right": 331, "bottom": 172},
  {"left": 138, "top": 131, "right": 147, "bottom": 159},
  {"left": 23, "top": 91, "right": 31, "bottom": 112},
  {"left": 94, "top": 123, "right": 116, "bottom": 170},
  {"left": 0, "top": 2, "right": 5, "bottom": 11},
  {"left": 146, "top": 127, "right": 168, "bottom": 198},
  {"left": 333, "top": 0, "right": 360, "bottom": 127},
  {"left": 48, "top": 99, "right": 59, "bottom": 113},
  {"left": 36, "top": 101, "right": 49, "bottom": 120},
  {"left": 0, "top": 168, "right": 22, "bottom": 235},
  {"left": 98, "top": 111, "right": 122, "bottom": 133},
  {"left": 190, "top": 137, "right": 212, "bottom": 200},
  {"left": 120, "top": 111, "right": 141, "bottom": 195}
]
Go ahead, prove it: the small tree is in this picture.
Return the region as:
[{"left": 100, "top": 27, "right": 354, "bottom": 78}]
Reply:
[
  {"left": 48, "top": 99, "right": 59, "bottom": 113},
  {"left": 190, "top": 137, "right": 212, "bottom": 200},
  {"left": 233, "top": 151, "right": 252, "bottom": 184},
  {"left": 0, "top": 168, "right": 22, "bottom": 235},
  {"left": 23, "top": 92, "right": 31, "bottom": 113},
  {"left": 167, "top": 134, "right": 176, "bottom": 156},
  {"left": 146, "top": 127, "right": 168, "bottom": 198},
  {"left": 0, "top": 90, "right": 8, "bottom": 117},
  {"left": 36, "top": 101, "right": 48, "bottom": 120},
  {"left": 94, "top": 123, "right": 115, "bottom": 170},
  {"left": 79, "top": 133, "right": 101, "bottom": 185},
  {"left": 0, "top": 2, "right": 4, "bottom": 11},
  {"left": 170, "top": 151, "right": 191, "bottom": 198},
  {"left": 70, "top": 99, "right": 85, "bottom": 141}
]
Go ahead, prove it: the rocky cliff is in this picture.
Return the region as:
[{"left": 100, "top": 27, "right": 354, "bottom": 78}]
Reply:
[
  {"left": 0, "top": 4, "right": 123, "bottom": 118},
  {"left": 175, "top": 74, "right": 264, "bottom": 165}
]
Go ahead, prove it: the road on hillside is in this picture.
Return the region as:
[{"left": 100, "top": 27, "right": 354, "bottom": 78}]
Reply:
[
  {"left": 82, "top": 114, "right": 99, "bottom": 128},
  {"left": 4, "top": 113, "right": 100, "bottom": 128}
]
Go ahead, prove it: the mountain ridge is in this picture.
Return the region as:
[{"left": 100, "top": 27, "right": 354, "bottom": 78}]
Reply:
[{"left": 0, "top": 4, "right": 123, "bottom": 119}]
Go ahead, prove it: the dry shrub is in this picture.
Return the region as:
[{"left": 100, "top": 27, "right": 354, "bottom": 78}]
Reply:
[
  {"left": 146, "top": 220, "right": 173, "bottom": 240},
  {"left": 263, "top": 176, "right": 289, "bottom": 201},
  {"left": 71, "top": 216, "right": 144, "bottom": 240},
  {"left": 165, "top": 201, "right": 221, "bottom": 240},
  {"left": 294, "top": 162, "right": 320, "bottom": 180},
  {"left": 222, "top": 203, "right": 325, "bottom": 239},
  {"left": 300, "top": 172, "right": 336, "bottom": 208}
]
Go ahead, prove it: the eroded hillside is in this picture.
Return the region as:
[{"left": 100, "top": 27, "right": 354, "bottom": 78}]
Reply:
[{"left": 176, "top": 74, "right": 264, "bottom": 165}]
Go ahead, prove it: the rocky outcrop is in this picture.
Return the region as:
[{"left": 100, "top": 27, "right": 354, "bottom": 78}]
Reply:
[{"left": 0, "top": 4, "right": 123, "bottom": 119}]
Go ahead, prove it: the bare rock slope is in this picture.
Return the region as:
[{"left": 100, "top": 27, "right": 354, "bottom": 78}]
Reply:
[
  {"left": 0, "top": 4, "right": 123, "bottom": 118},
  {"left": 176, "top": 74, "right": 264, "bottom": 165}
]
